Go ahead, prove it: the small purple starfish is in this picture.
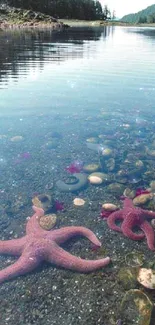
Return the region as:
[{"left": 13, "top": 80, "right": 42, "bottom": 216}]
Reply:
[{"left": 0, "top": 206, "right": 110, "bottom": 284}]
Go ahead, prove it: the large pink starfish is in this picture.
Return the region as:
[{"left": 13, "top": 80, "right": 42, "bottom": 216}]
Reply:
[
  {"left": 0, "top": 206, "right": 110, "bottom": 284},
  {"left": 107, "top": 198, "right": 155, "bottom": 250}
]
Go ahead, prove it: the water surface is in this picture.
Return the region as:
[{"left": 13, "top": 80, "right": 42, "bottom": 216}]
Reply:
[{"left": 0, "top": 26, "right": 155, "bottom": 116}]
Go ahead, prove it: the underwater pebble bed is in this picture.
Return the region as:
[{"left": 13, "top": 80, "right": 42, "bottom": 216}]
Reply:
[{"left": 0, "top": 110, "right": 155, "bottom": 325}]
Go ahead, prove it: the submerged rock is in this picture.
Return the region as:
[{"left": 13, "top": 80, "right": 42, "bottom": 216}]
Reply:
[
  {"left": 117, "top": 267, "right": 138, "bottom": 290},
  {"left": 32, "top": 194, "right": 54, "bottom": 212},
  {"left": 133, "top": 193, "right": 153, "bottom": 206},
  {"left": 123, "top": 188, "right": 136, "bottom": 199},
  {"left": 39, "top": 213, "right": 57, "bottom": 230},
  {"left": 107, "top": 183, "right": 125, "bottom": 197},
  {"left": 105, "top": 157, "right": 115, "bottom": 171},
  {"left": 10, "top": 135, "right": 23, "bottom": 142},
  {"left": 150, "top": 180, "right": 155, "bottom": 192},
  {"left": 86, "top": 137, "right": 99, "bottom": 144},
  {"left": 83, "top": 163, "right": 100, "bottom": 173},
  {"left": 146, "top": 148, "right": 155, "bottom": 157},
  {"left": 125, "top": 252, "right": 145, "bottom": 267},
  {"left": 100, "top": 147, "right": 113, "bottom": 157},
  {"left": 120, "top": 289, "right": 153, "bottom": 325}
]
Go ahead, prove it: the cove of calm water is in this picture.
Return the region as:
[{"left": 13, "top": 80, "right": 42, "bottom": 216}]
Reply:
[
  {"left": 1, "top": 26, "right": 155, "bottom": 325},
  {"left": 0, "top": 26, "right": 155, "bottom": 117}
]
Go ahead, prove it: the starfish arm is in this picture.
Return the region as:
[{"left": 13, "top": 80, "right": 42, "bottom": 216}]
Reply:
[
  {"left": 46, "top": 243, "right": 110, "bottom": 272},
  {"left": 107, "top": 210, "right": 124, "bottom": 232},
  {"left": 0, "top": 236, "right": 27, "bottom": 255},
  {"left": 124, "top": 198, "right": 134, "bottom": 209},
  {"left": 140, "top": 220, "right": 155, "bottom": 250},
  {"left": 47, "top": 226, "right": 102, "bottom": 246},
  {"left": 0, "top": 252, "right": 40, "bottom": 284},
  {"left": 121, "top": 219, "right": 145, "bottom": 240},
  {"left": 142, "top": 209, "right": 155, "bottom": 219},
  {"left": 26, "top": 206, "right": 45, "bottom": 235}
]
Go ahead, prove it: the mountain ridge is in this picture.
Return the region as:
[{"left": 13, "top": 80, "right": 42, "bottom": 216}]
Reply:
[{"left": 121, "top": 4, "right": 155, "bottom": 23}]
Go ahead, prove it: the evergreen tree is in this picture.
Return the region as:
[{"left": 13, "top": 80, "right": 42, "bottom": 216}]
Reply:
[
  {"left": 5, "top": 0, "right": 111, "bottom": 20},
  {"left": 147, "top": 13, "right": 155, "bottom": 23},
  {"left": 103, "top": 4, "right": 111, "bottom": 20},
  {"left": 112, "top": 10, "right": 116, "bottom": 20}
]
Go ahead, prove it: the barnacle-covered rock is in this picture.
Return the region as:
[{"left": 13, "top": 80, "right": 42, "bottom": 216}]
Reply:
[
  {"left": 120, "top": 289, "right": 153, "bottom": 325},
  {"left": 39, "top": 213, "right": 57, "bottom": 230}
]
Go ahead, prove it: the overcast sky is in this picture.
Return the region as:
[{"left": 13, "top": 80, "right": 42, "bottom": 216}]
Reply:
[{"left": 100, "top": 0, "right": 155, "bottom": 18}]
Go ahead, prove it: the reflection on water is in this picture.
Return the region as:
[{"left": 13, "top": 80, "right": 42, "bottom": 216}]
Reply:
[
  {"left": 0, "top": 26, "right": 155, "bottom": 116},
  {"left": 127, "top": 27, "right": 155, "bottom": 38},
  {"left": 0, "top": 27, "right": 111, "bottom": 84}
]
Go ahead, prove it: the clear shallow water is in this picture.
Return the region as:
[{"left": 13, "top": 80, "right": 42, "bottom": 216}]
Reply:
[
  {"left": 0, "top": 26, "right": 155, "bottom": 116},
  {"left": 1, "top": 26, "right": 155, "bottom": 325}
]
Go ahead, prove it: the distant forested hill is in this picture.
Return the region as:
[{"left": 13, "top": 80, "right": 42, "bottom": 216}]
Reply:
[{"left": 121, "top": 4, "right": 155, "bottom": 23}]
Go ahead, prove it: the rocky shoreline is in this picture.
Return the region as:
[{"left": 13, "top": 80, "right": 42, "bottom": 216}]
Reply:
[
  {"left": 1, "top": 7, "right": 155, "bottom": 30},
  {"left": 0, "top": 7, "right": 68, "bottom": 29}
]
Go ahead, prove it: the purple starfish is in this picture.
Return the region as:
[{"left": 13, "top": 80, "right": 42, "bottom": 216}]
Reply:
[
  {"left": 0, "top": 206, "right": 110, "bottom": 284},
  {"left": 107, "top": 198, "right": 155, "bottom": 250}
]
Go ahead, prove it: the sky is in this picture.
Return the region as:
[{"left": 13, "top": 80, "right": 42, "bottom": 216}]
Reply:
[{"left": 100, "top": 0, "right": 155, "bottom": 18}]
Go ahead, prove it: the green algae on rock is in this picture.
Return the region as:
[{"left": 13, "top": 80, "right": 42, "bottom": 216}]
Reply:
[
  {"left": 125, "top": 252, "right": 145, "bottom": 267},
  {"left": 120, "top": 289, "right": 153, "bottom": 325},
  {"left": 83, "top": 163, "right": 100, "bottom": 173},
  {"left": 117, "top": 267, "right": 138, "bottom": 290},
  {"left": 107, "top": 183, "right": 125, "bottom": 197}
]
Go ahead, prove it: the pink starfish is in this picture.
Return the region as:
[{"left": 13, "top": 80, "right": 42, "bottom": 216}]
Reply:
[
  {"left": 107, "top": 198, "right": 155, "bottom": 250},
  {"left": 0, "top": 206, "right": 110, "bottom": 284}
]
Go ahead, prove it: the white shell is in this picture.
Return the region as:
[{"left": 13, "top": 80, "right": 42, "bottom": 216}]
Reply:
[
  {"left": 73, "top": 198, "right": 86, "bottom": 206},
  {"left": 102, "top": 203, "right": 118, "bottom": 211},
  {"left": 88, "top": 176, "right": 103, "bottom": 184},
  {"left": 137, "top": 268, "right": 155, "bottom": 289}
]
